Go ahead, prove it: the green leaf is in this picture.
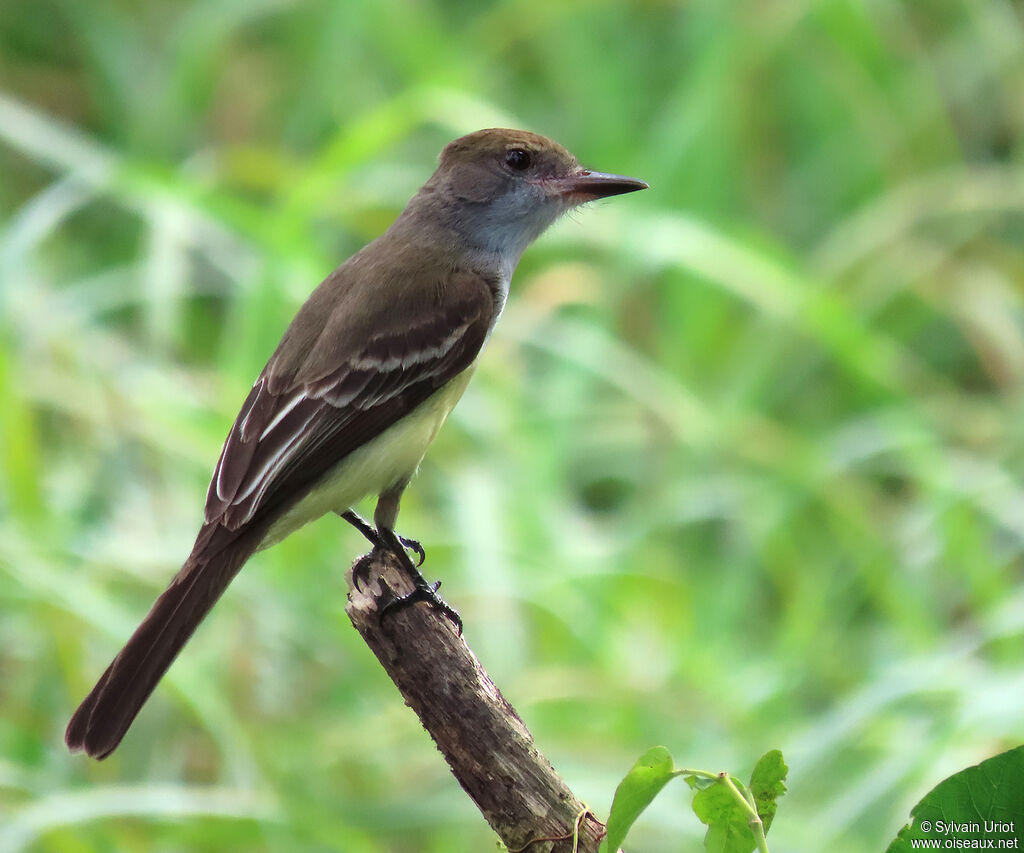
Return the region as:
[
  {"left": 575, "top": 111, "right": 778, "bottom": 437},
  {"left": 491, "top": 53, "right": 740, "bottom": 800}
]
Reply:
[
  {"left": 691, "top": 779, "right": 756, "bottom": 853},
  {"left": 886, "top": 745, "right": 1024, "bottom": 853},
  {"left": 749, "top": 750, "right": 788, "bottom": 832},
  {"left": 704, "top": 819, "right": 757, "bottom": 853},
  {"left": 600, "top": 746, "right": 676, "bottom": 853}
]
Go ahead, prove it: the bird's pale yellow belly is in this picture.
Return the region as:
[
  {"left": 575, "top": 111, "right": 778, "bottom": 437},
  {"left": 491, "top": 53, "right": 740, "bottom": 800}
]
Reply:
[{"left": 259, "top": 368, "right": 475, "bottom": 549}]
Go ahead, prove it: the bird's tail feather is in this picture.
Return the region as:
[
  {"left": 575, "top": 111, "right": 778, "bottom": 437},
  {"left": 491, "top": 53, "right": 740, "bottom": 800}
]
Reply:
[{"left": 66, "top": 528, "right": 256, "bottom": 759}]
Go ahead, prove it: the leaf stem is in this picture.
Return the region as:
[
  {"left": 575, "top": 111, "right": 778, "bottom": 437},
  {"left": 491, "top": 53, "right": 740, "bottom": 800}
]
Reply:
[
  {"left": 671, "top": 768, "right": 717, "bottom": 781},
  {"left": 719, "top": 774, "right": 769, "bottom": 853}
]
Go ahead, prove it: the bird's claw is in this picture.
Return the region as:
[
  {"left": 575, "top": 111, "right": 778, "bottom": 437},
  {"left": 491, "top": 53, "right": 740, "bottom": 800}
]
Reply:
[
  {"left": 379, "top": 579, "right": 463, "bottom": 635},
  {"left": 351, "top": 551, "right": 376, "bottom": 592},
  {"left": 399, "top": 536, "right": 425, "bottom": 567}
]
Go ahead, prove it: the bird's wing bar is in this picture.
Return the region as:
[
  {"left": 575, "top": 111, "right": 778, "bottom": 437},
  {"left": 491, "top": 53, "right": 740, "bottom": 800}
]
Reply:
[{"left": 204, "top": 282, "right": 492, "bottom": 532}]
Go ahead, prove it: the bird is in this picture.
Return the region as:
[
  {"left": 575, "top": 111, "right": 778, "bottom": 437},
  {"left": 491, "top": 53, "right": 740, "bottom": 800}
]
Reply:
[{"left": 65, "top": 128, "right": 648, "bottom": 759}]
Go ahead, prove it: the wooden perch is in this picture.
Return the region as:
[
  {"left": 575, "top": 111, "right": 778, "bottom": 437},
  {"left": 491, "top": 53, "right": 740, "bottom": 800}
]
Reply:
[{"left": 345, "top": 550, "right": 607, "bottom": 853}]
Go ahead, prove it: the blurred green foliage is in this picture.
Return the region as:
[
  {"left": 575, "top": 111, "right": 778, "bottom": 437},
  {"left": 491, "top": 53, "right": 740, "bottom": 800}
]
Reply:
[{"left": 1, "top": 0, "right": 1023, "bottom": 850}]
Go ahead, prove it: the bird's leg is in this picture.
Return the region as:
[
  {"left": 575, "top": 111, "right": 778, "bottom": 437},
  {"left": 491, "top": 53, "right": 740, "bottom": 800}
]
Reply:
[
  {"left": 339, "top": 510, "right": 425, "bottom": 565},
  {"left": 340, "top": 509, "right": 379, "bottom": 547},
  {"left": 368, "top": 487, "right": 462, "bottom": 633},
  {"left": 340, "top": 509, "right": 425, "bottom": 592},
  {"left": 342, "top": 510, "right": 383, "bottom": 591}
]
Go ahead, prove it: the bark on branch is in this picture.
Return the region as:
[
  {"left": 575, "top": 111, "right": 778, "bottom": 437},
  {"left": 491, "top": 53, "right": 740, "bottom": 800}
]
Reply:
[{"left": 345, "top": 551, "right": 607, "bottom": 853}]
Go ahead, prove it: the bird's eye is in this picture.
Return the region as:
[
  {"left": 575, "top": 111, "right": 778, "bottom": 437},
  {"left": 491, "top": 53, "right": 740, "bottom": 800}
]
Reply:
[{"left": 505, "top": 148, "right": 532, "bottom": 170}]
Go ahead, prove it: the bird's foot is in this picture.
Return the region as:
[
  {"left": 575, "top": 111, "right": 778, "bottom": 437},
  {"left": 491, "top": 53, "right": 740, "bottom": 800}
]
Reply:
[
  {"left": 376, "top": 527, "right": 461, "bottom": 634},
  {"left": 345, "top": 520, "right": 457, "bottom": 631},
  {"left": 340, "top": 510, "right": 425, "bottom": 566},
  {"left": 380, "top": 577, "right": 463, "bottom": 634}
]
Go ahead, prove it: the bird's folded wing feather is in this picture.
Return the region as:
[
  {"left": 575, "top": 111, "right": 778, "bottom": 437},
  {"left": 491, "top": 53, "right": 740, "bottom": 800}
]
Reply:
[{"left": 203, "top": 269, "right": 495, "bottom": 533}]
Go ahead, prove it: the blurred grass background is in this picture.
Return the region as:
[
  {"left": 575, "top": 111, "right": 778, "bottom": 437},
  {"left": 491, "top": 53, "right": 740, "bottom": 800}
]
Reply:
[{"left": 1, "top": 0, "right": 1023, "bottom": 850}]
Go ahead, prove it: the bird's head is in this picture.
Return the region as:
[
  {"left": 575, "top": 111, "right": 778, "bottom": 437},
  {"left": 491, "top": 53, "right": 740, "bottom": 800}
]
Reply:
[{"left": 416, "top": 128, "right": 648, "bottom": 262}]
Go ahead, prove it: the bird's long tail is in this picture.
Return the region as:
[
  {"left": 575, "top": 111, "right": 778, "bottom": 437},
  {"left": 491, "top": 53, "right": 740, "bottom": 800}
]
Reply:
[{"left": 65, "top": 525, "right": 257, "bottom": 759}]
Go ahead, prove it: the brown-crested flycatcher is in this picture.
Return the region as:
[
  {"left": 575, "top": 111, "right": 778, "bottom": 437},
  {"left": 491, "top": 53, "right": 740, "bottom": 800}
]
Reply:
[{"left": 66, "top": 128, "right": 648, "bottom": 759}]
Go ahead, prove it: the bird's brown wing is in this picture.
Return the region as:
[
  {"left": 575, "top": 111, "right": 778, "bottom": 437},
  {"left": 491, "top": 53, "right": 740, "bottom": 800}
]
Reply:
[
  {"left": 205, "top": 275, "right": 493, "bottom": 534},
  {"left": 66, "top": 267, "right": 496, "bottom": 759}
]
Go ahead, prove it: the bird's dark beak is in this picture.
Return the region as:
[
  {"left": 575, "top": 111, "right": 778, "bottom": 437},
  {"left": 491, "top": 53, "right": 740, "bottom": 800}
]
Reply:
[{"left": 555, "top": 169, "right": 649, "bottom": 199}]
